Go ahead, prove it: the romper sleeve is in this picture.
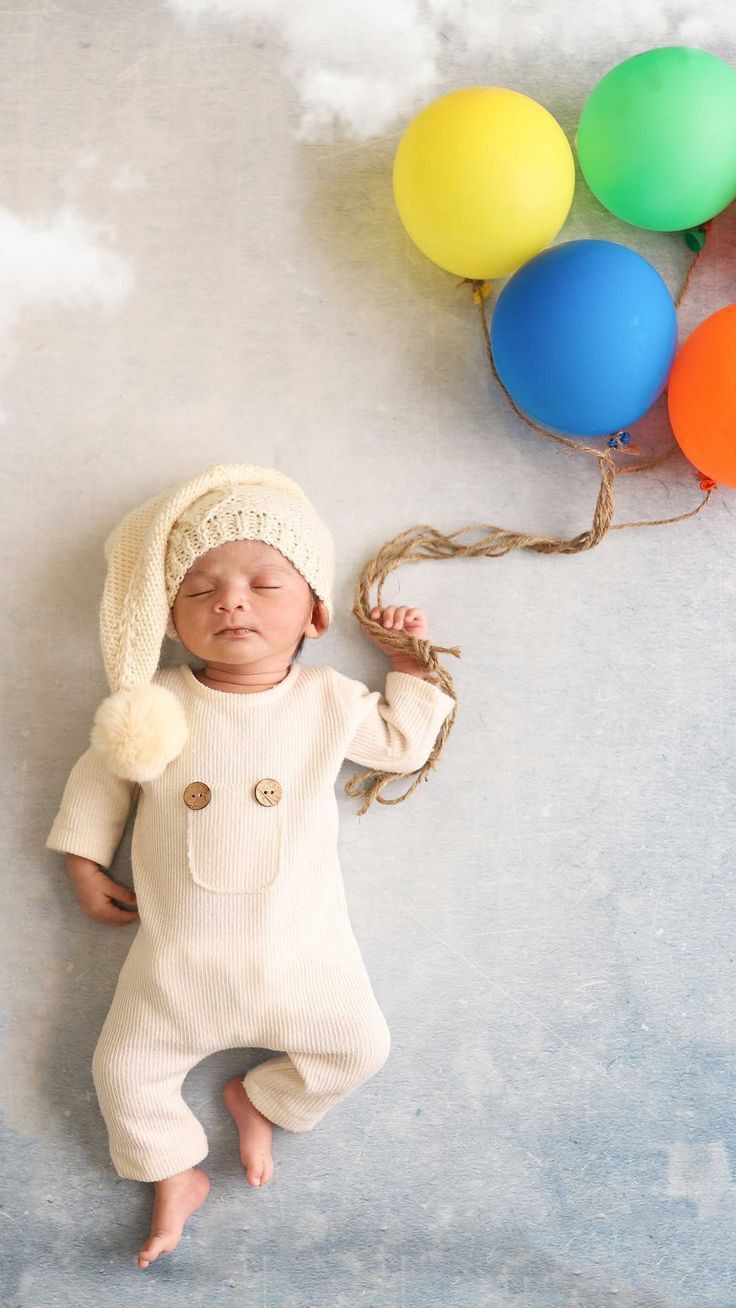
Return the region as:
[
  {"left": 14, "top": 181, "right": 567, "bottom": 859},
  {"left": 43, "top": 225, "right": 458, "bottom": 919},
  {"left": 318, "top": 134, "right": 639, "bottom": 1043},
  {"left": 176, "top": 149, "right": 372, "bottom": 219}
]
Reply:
[
  {"left": 45, "top": 746, "right": 140, "bottom": 868},
  {"left": 335, "top": 669, "right": 456, "bottom": 773}
]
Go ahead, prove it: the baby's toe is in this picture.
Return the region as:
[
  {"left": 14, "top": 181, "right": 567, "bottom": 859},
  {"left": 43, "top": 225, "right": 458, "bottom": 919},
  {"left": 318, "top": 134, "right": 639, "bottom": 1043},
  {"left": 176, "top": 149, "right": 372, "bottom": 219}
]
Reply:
[
  {"left": 138, "top": 1232, "right": 172, "bottom": 1268},
  {"left": 245, "top": 1153, "right": 272, "bottom": 1187}
]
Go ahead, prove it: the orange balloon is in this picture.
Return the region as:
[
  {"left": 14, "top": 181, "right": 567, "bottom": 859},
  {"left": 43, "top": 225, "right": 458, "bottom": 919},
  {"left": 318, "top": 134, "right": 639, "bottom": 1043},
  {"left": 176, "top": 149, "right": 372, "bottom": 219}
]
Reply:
[{"left": 667, "top": 304, "right": 736, "bottom": 487}]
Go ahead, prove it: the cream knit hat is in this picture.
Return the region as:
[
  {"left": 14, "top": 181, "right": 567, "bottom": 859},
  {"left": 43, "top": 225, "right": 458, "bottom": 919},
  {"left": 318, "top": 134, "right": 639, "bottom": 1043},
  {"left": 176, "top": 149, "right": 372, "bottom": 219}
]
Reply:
[{"left": 89, "top": 462, "right": 335, "bottom": 784}]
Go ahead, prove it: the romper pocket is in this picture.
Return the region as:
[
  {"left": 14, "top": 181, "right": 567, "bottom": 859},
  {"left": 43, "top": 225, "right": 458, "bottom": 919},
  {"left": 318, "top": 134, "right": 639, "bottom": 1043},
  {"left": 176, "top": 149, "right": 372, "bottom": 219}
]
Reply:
[{"left": 185, "top": 780, "right": 285, "bottom": 894}]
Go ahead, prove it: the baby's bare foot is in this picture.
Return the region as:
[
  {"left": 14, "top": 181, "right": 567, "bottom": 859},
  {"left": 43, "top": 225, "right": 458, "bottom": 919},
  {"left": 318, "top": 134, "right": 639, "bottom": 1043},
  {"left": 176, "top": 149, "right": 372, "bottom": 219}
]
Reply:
[
  {"left": 223, "top": 1074, "right": 274, "bottom": 1186},
  {"left": 137, "top": 1165, "right": 211, "bottom": 1270}
]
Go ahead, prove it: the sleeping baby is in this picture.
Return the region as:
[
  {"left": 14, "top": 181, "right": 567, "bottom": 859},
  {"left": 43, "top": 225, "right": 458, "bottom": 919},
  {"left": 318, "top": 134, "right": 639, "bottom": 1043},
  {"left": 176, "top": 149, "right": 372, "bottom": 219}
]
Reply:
[{"left": 45, "top": 461, "right": 455, "bottom": 1270}]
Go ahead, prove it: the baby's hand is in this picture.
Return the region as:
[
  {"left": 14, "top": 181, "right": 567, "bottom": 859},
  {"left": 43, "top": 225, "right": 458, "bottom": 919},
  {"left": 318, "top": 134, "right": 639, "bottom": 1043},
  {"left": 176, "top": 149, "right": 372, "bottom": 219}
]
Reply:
[
  {"left": 362, "top": 606, "right": 429, "bottom": 657},
  {"left": 65, "top": 855, "right": 139, "bottom": 926}
]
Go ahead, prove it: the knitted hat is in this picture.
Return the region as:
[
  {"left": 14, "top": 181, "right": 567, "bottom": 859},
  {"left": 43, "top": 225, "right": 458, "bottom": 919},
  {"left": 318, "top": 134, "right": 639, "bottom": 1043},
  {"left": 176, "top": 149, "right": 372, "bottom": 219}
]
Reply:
[{"left": 89, "top": 462, "right": 335, "bottom": 784}]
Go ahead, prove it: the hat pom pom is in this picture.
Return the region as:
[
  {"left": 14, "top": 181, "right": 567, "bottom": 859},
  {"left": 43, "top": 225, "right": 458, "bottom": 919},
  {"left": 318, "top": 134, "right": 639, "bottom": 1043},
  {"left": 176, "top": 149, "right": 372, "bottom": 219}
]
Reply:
[{"left": 90, "top": 685, "right": 189, "bottom": 782}]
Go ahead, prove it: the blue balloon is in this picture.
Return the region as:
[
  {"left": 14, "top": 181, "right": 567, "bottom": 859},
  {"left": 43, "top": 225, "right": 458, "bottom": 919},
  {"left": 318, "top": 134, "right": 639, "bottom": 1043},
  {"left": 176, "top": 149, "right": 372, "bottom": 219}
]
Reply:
[{"left": 490, "top": 239, "right": 678, "bottom": 438}]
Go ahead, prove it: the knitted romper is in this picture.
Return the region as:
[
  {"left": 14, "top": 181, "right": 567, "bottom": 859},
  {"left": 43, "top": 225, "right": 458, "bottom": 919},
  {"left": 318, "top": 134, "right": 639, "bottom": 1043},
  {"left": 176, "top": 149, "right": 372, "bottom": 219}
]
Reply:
[{"left": 46, "top": 661, "right": 455, "bottom": 1183}]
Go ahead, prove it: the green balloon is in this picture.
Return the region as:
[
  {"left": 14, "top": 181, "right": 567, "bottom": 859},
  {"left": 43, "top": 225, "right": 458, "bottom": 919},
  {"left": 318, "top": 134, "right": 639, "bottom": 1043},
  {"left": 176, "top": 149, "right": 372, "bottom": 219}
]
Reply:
[{"left": 576, "top": 46, "right": 736, "bottom": 230}]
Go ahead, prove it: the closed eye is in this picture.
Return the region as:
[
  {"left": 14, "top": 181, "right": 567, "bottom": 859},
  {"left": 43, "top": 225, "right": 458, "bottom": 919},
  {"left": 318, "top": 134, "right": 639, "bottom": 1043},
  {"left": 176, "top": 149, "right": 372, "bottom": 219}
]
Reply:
[{"left": 187, "top": 587, "right": 281, "bottom": 597}]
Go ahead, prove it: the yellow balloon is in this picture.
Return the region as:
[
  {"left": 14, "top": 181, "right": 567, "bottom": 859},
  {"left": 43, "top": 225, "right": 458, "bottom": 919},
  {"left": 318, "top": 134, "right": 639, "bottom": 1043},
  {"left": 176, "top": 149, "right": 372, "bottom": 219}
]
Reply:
[{"left": 393, "top": 87, "right": 575, "bottom": 280}]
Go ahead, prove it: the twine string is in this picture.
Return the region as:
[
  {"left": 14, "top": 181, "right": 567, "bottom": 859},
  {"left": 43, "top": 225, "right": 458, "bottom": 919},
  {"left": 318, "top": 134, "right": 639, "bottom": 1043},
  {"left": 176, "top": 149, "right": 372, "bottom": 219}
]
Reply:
[{"left": 345, "top": 237, "right": 714, "bottom": 815}]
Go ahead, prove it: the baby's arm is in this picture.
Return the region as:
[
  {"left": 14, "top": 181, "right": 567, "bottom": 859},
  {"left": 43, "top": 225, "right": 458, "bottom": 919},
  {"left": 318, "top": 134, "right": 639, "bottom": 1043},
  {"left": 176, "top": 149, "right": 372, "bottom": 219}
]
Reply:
[
  {"left": 46, "top": 745, "right": 140, "bottom": 926},
  {"left": 339, "top": 604, "right": 455, "bottom": 773}
]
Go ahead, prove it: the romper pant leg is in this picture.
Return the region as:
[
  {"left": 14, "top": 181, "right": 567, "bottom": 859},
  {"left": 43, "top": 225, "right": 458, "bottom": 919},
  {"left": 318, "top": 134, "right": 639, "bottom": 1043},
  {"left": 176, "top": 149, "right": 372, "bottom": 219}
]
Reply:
[
  {"left": 243, "top": 1004, "right": 392, "bottom": 1133},
  {"left": 92, "top": 982, "right": 210, "bottom": 1183}
]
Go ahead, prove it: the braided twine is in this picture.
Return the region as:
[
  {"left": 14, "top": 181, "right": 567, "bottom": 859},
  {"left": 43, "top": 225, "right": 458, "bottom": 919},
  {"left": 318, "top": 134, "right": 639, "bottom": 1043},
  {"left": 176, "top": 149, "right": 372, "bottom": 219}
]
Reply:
[{"left": 345, "top": 238, "right": 714, "bottom": 816}]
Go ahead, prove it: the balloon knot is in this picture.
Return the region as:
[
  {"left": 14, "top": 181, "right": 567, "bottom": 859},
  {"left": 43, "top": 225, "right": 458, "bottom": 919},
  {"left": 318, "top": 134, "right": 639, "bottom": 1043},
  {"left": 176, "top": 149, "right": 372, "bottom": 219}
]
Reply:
[
  {"left": 683, "top": 227, "right": 708, "bottom": 252},
  {"left": 607, "top": 431, "right": 630, "bottom": 449},
  {"left": 698, "top": 474, "right": 717, "bottom": 491}
]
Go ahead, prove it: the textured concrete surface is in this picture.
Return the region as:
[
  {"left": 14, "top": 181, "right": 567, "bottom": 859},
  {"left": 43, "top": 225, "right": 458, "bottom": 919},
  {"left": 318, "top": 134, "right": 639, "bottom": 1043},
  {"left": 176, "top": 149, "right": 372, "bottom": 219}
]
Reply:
[{"left": 4, "top": 1, "right": 736, "bottom": 1303}]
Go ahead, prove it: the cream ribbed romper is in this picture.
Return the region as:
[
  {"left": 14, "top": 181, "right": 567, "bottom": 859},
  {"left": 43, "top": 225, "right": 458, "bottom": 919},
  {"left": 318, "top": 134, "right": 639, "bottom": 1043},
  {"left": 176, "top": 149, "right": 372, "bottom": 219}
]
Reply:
[{"left": 46, "top": 662, "right": 455, "bottom": 1182}]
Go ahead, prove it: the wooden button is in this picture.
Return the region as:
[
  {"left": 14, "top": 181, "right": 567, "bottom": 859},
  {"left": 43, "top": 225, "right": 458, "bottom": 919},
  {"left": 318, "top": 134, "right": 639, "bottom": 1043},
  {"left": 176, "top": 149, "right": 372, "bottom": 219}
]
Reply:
[
  {"left": 254, "top": 778, "right": 282, "bottom": 807},
  {"left": 183, "top": 781, "right": 211, "bottom": 810}
]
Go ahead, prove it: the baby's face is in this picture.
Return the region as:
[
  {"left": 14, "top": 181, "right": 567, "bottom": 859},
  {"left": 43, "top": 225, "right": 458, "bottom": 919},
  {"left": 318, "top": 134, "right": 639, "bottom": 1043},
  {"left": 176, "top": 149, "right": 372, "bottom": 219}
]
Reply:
[{"left": 170, "top": 539, "right": 328, "bottom": 665}]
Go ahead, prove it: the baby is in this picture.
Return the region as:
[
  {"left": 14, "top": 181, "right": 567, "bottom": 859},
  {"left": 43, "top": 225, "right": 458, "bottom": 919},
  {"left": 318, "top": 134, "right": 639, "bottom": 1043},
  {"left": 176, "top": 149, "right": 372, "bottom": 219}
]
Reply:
[{"left": 46, "top": 463, "right": 455, "bottom": 1270}]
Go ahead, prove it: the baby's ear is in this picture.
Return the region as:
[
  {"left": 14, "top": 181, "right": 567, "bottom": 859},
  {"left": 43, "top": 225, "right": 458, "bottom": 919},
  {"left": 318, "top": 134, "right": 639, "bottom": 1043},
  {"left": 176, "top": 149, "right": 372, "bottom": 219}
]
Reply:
[{"left": 308, "top": 597, "right": 329, "bottom": 638}]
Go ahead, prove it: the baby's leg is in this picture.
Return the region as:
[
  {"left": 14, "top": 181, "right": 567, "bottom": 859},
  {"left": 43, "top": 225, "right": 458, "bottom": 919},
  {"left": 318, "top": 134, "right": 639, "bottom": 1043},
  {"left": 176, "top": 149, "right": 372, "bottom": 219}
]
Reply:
[
  {"left": 91, "top": 987, "right": 214, "bottom": 1267},
  {"left": 92, "top": 1007, "right": 210, "bottom": 1181},
  {"left": 238, "top": 1004, "right": 392, "bottom": 1136}
]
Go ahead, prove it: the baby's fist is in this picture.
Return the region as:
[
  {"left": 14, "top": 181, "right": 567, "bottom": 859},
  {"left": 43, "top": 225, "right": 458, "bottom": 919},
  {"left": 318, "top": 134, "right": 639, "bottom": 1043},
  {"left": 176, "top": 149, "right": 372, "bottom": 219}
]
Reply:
[{"left": 362, "top": 606, "right": 428, "bottom": 654}]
